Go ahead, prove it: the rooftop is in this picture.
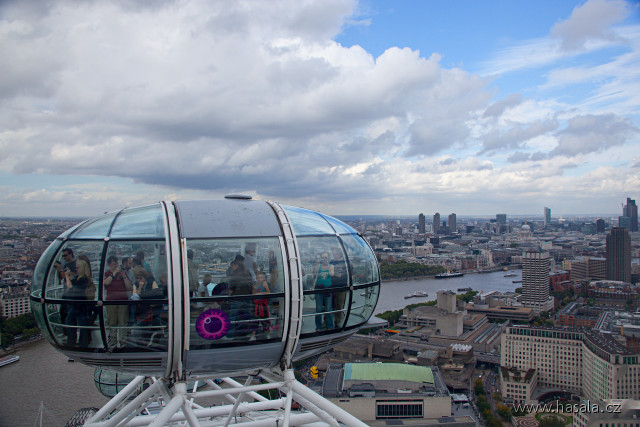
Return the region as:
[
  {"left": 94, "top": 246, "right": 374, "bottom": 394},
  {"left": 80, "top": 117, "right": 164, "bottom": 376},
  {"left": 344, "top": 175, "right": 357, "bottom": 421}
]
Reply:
[
  {"left": 345, "top": 363, "right": 434, "bottom": 385},
  {"left": 584, "top": 330, "right": 638, "bottom": 357}
]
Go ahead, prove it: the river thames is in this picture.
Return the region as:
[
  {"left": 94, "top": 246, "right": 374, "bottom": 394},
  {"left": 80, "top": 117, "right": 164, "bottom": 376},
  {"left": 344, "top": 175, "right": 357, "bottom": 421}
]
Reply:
[
  {"left": 0, "top": 270, "right": 519, "bottom": 426},
  {"left": 375, "top": 269, "right": 522, "bottom": 314}
]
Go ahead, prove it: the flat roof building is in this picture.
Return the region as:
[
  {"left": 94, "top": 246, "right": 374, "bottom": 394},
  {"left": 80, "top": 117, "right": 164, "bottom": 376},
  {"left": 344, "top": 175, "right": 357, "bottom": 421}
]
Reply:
[{"left": 322, "top": 362, "right": 475, "bottom": 426}]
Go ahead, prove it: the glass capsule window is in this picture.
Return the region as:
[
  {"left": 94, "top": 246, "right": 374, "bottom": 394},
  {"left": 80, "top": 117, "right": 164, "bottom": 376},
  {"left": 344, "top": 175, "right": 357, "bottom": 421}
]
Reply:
[
  {"left": 31, "top": 204, "right": 170, "bottom": 353},
  {"left": 71, "top": 212, "right": 118, "bottom": 239},
  {"left": 284, "top": 205, "right": 380, "bottom": 336},
  {"left": 110, "top": 205, "right": 166, "bottom": 238},
  {"left": 31, "top": 239, "right": 62, "bottom": 297},
  {"left": 283, "top": 205, "right": 336, "bottom": 235},
  {"left": 185, "top": 238, "right": 285, "bottom": 348},
  {"left": 340, "top": 234, "right": 379, "bottom": 285},
  {"left": 102, "top": 241, "right": 168, "bottom": 350}
]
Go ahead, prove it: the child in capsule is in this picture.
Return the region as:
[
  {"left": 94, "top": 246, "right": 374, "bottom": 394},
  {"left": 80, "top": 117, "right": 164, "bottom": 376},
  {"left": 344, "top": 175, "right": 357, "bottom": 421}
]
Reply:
[{"left": 251, "top": 272, "right": 271, "bottom": 340}]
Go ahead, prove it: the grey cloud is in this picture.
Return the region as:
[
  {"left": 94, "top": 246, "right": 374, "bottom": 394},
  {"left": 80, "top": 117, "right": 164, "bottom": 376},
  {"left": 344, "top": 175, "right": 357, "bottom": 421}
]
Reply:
[
  {"left": 550, "top": 113, "right": 637, "bottom": 157},
  {"left": 479, "top": 119, "right": 559, "bottom": 154},
  {"left": 483, "top": 93, "right": 523, "bottom": 118},
  {"left": 550, "top": 0, "right": 630, "bottom": 51},
  {"left": 507, "top": 151, "right": 557, "bottom": 163},
  {"left": 530, "top": 152, "right": 548, "bottom": 162},
  {"left": 439, "top": 158, "right": 457, "bottom": 166},
  {"left": 475, "top": 162, "right": 493, "bottom": 171},
  {"left": 507, "top": 152, "right": 532, "bottom": 163},
  {"left": 405, "top": 75, "right": 491, "bottom": 157},
  {"left": 285, "top": 0, "right": 356, "bottom": 40}
]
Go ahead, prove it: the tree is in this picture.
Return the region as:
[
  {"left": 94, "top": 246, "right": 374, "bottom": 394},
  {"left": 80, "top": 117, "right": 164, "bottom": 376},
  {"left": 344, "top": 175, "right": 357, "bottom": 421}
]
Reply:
[
  {"left": 457, "top": 290, "right": 478, "bottom": 302},
  {"left": 496, "top": 403, "right": 512, "bottom": 421},
  {"left": 539, "top": 415, "right": 566, "bottom": 427},
  {"left": 474, "top": 379, "right": 485, "bottom": 396},
  {"left": 376, "top": 309, "right": 403, "bottom": 325}
]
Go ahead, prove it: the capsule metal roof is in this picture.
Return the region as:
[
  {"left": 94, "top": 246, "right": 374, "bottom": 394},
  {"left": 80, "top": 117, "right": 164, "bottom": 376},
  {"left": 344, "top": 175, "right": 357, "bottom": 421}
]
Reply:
[{"left": 174, "top": 199, "right": 282, "bottom": 238}]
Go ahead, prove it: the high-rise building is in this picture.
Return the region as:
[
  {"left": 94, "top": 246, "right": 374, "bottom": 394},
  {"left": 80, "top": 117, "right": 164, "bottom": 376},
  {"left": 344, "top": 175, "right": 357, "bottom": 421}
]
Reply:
[
  {"left": 433, "top": 213, "right": 440, "bottom": 234},
  {"left": 448, "top": 213, "right": 456, "bottom": 234},
  {"left": 619, "top": 216, "right": 632, "bottom": 230},
  {"left": 496, "top": 214, "right": 507, "bottom": 234},
  {"left": 521, "top": 251, "right": 554, "bottom": 314},
  {"left": 544, "top": 207, "right": 551, "bottom": 228},
  {"left": 418, "top": 213, "right": 425, "bottom": 234},
  {"left": 606, "top": 227, "right": 631, "bottom": 283},
  {"left": 623, "top": 197, "right": 638, "bottom": 232},
  {"left": 596, "top": 218, "right": 605, "bottom": 233}
]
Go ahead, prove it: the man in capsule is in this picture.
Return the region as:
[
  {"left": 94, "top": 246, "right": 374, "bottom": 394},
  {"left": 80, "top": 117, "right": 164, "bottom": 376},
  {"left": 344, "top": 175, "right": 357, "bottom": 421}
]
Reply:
[{"left": 104, "top": 256, "right": 132, "bottom": 348}]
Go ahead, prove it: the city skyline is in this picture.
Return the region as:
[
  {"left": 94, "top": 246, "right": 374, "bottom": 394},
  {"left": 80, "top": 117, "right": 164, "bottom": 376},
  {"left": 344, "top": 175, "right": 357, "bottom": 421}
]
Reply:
[{"left": 0, "top": 0, "right": 639, "bottom": 217}]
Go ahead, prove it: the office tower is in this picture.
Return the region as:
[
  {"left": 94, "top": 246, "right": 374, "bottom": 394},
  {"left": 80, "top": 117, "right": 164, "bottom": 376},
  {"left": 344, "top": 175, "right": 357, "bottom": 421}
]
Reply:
[
  {"left": 544, "top": 207, "right": 551, "bottom": 228},
  {"left": 433, "top": 213, "right": 440, "bottom": 234},
  {"left": 496, "top": 213, "right": 507, "bottom": 234},
  {"left": 623, "top": 197, "right": 638, "bottom": 232},
  {"left": 596, "top": 218, "right": 605, "bottom": 233},
  {"left": 521, "top": 251, "right": 553, "bottom": 314},
  {"left": 418, "top": 213, "right": 425, "bottom": 234},
  {"left": 619, "top": 216, "right": 631, "bottom": 230},
  {"left": 606, "top": 227, "right": 631, "bottom": 283},
  {"left": 448, "top": 213, "right": 456, "bottom": 234}
]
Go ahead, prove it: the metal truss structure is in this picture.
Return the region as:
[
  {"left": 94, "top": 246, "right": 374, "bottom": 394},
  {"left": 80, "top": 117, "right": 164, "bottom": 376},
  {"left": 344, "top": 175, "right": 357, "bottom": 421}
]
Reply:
[{"left": 84, "top": 368, "right": 368, "bottom": 427}]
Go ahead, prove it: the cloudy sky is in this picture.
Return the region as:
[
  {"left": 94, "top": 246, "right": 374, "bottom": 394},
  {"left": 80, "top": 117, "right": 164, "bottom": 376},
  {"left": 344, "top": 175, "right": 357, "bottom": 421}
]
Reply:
[{"left": 1, "top": 0, "right": 638, "bottom": 218}]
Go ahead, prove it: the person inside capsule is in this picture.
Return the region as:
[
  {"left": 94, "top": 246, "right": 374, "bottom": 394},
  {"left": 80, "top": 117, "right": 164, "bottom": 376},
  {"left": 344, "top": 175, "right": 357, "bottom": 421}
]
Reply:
[
  {"left": 104, "top": 256, "right": 132, "bottom": 348},
  {"left": 314, "top": 252, "right": 334, "bottom": 331}
]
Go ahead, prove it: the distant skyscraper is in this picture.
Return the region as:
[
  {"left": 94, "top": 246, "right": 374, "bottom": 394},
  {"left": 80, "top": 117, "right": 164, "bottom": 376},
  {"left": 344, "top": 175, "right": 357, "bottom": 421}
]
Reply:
[
  {"left": 418, "top": 213, "right": 425, "bottom": 234},
  {"left": 448, "top": 213, "right": 457, "bottom": 234},
  {"left": 544, "top": 207, "right": 551, "bottom": 228},
  {"left": 619, "top": 216, "right": 631, "bottom": 230},
  {"left": 433, "top": 213, "right": 440, "bottom": 234},
  {"left": 623, "top": 197, "right": 638, "bottom": 232},
  {"left": 521, "top": 251, "right": 553, "bottom": 315},
  {"left": 596, "top": 218, "right": 605, "bottom": 233},
  {"left": 496, "top": 214, "right": 506, "bottom": 224},
  {"left": 606, "top": 227, "right": 631, "bottom": 283}
]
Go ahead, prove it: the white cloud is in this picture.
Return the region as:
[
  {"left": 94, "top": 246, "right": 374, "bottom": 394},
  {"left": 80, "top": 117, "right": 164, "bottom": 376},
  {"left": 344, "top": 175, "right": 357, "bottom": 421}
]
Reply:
[{"left": 0, "top": 0, "right": 638, "bottom": 216}]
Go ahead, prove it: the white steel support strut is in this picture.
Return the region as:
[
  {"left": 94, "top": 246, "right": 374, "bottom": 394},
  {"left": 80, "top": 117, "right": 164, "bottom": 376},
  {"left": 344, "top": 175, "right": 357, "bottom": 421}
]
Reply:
[{"left": 82, "top": 368, "right": 368, "bottom": 426}]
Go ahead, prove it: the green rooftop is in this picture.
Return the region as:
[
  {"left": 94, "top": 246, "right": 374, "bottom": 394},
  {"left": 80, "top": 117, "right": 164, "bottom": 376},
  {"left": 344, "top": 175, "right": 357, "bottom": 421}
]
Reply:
[{"left": 344, "top": 363, "right": 434, "bottom": 384}]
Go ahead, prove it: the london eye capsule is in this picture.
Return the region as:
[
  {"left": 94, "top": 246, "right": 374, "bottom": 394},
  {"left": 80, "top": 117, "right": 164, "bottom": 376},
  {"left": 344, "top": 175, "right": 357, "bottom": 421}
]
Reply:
[{"left": 30, "top": 197, "right": 380, "bottom": 378}]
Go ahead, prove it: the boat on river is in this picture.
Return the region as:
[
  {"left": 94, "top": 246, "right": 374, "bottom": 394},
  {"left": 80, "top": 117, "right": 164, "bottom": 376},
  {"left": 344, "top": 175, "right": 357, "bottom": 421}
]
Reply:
[
  {"left": 457, "top": 287, "right": 472, "bottom": 292},
  {"left": 0, "top": 355, "right": 20, "bottom": 367},
  {"left": 435, "top": 272, "right": 464, "bottom": 279},
  {"left": 405, "top": 291, "right": 428, "bottom": 299}
]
